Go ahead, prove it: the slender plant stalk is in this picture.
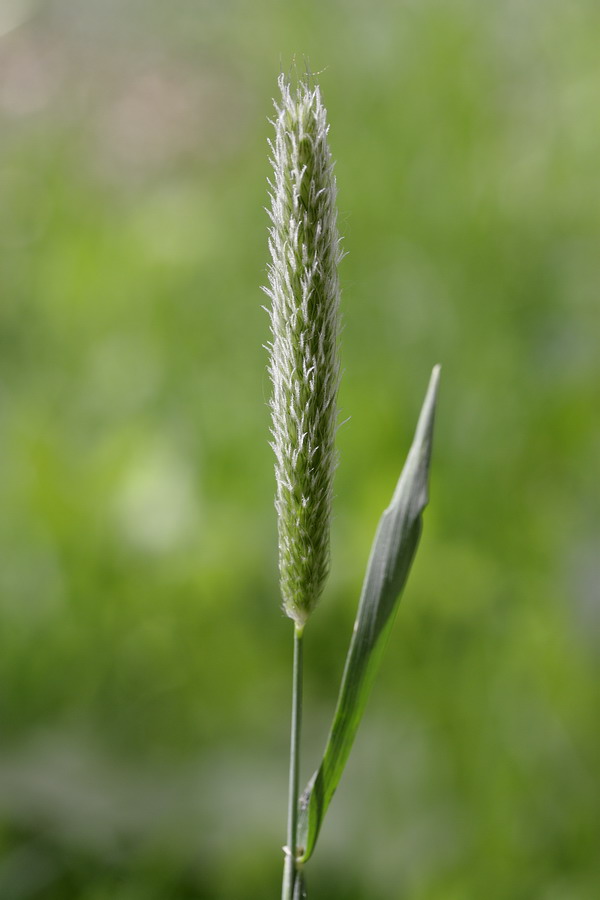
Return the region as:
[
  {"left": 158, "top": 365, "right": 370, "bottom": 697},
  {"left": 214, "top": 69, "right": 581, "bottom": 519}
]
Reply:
[{"left": 282, "top": 624, "right": 304, "bottom": 900}]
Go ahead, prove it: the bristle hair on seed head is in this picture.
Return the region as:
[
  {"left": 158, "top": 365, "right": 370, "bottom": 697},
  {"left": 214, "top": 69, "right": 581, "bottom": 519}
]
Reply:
[{"left": 264, "top": 74, "right": 342, "bottom": 627}]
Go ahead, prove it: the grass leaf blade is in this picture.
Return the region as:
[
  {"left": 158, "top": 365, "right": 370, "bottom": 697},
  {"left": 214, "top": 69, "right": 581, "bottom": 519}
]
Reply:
[{"left": 297, "top": 365, "right": 441, "bottom": 862}]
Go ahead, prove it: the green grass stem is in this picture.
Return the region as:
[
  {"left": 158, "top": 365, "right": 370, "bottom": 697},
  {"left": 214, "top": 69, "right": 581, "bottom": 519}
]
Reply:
[{"left": 282, "top": 624, "right": 304, "bottom": 900}]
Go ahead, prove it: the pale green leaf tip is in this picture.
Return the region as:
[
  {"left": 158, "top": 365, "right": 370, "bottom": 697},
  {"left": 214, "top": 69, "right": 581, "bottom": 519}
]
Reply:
[
  {"left": 415, "top": 363, "right": 441, "bottom": 453},
  {"left": 390, "top": 363, "right": 440, "bottom": 510}
]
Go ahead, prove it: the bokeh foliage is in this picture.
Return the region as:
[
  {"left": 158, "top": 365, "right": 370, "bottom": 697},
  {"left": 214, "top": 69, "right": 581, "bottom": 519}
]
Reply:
[{"left": 1, "top": 1, "right": 599, "bottom": 898}]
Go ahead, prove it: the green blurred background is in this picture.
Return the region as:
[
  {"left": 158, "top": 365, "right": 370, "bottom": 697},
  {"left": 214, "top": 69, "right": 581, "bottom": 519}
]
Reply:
[{"left": 1, "top": 1, "right": 599, "bottom": 897}]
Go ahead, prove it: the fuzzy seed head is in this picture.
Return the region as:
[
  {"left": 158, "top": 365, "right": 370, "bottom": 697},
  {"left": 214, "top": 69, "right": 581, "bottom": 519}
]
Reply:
[{"left": 264, "top": 74, "right": 342, "bottom": 627}]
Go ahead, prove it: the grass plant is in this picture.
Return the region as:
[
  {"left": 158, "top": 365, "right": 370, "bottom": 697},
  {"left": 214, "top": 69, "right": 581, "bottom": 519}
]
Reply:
[{"left": 264, "top": 73, "right": 440, "bottom": 899}]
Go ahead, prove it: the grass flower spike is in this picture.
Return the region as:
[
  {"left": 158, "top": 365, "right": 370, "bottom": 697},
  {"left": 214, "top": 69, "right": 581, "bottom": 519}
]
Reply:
[{"left": 265, "top": 74, "right": 342, "bottom": 628}]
